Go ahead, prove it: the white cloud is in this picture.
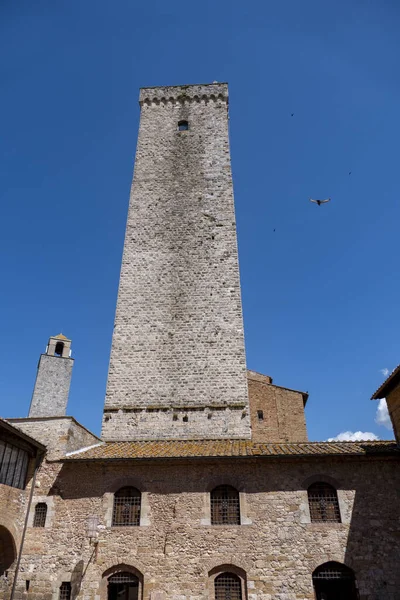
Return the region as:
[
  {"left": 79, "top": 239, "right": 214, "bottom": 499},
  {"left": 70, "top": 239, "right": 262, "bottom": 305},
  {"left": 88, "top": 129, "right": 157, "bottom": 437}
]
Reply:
[
  {"left": 375, "top": 398, "right": 392, "bottom": 431},
  {"left": 327, "top": 431, "right": 379, "bottom": 442},
  {"left": 380, "top": 368, "right": 390, "bottom": 377}
]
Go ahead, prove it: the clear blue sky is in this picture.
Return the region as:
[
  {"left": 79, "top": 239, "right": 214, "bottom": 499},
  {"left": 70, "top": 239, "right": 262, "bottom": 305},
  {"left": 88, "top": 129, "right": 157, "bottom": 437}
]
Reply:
[{"left": 1, "top": 0, "right": 399, "bottom": 440}]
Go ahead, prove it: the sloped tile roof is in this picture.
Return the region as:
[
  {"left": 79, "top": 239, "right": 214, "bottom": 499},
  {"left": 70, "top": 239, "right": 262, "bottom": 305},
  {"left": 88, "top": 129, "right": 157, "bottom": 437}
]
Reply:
[
  {"left": 371, "top": 365, "right": 400, "bottom": 400},
  {"left": 62, "top": 439, "right": 399, "bottom": 461}
]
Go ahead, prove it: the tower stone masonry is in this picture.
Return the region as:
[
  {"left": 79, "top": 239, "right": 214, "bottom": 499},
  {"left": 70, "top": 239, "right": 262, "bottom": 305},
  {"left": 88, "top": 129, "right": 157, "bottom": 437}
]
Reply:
[
  {"left": 102, "top": 83, "right": 251, "bottom": 441},
  {"left": 28, "top": 334, "right": 73, "bottom": 418}
]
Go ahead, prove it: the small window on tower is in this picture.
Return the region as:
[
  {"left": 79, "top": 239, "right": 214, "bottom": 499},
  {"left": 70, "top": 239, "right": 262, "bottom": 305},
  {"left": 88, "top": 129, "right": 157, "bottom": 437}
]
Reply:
[
  {"left": 55, "top": 342, "right": 64, "bottom": 356},
  {"left": 178, "top": 120, "right": 189, "bottom": 131},
  {"left": 257, "top": 410, "right": 264, "bottom": 421}
]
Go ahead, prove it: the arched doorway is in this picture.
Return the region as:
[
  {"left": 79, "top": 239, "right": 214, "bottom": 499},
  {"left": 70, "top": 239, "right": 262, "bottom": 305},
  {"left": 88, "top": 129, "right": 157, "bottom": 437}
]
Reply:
[
  {"left": 0, "top": 525, "right": 16, "bottom": 577},
  {"left": 313, "top": 562, "right": 358, "bottom": 600},
  {"left": 107, "top": 571, "right": 139, "bottom": 600}
]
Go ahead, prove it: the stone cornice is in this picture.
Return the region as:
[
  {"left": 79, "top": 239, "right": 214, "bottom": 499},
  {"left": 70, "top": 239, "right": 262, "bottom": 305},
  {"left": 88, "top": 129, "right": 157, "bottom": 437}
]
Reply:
[{"left": 139, "top": 82, "right": 228, "bottom": 106}]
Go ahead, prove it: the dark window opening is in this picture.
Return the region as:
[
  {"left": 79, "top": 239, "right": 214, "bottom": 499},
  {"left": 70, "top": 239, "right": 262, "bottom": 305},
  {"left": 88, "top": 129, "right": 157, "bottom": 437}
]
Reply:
[
  {"left": 108, "top": 572, "right": 139, "bottom": 600},
  {"left": 112, "top": 487, "right": 141, "bottom": 526},
  {"left": 308, "top": 482, "right": 341, "bottom": 523},
  {"left": 59, "top": 582, "right": 71, "bottom": 600},
  {"left": 26, "top": 580, "right": 30, "bottom": 592},
  {"left": 211, "top": 485, "right": 240, "bottom": 525},
  {"left": 257, "top": 410, "right": 264, "bottom": 420},
  {"left": 0, "top": 440, "right": 29, "bottom": 489},
  {"left": 313, "top": 562, "right": 358, "bottom": 600},
  {"left": 33, "top": 503, "right": 47, "bottom": 528},
  {"left": 215, "top": 573, "right": 242, "bottom": 600},
  {"left": 178, "top": 120, "right": 189, "bottom": 131},
  {"left": 55, "top": 342, "right": 64, "bottom": 356},
  {"left": 183, "top": 415, "right": 188, "bottom": 422}
]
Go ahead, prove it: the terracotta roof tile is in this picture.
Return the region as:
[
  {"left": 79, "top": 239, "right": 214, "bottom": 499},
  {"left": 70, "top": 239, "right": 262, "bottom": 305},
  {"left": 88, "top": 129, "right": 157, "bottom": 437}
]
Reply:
[{"left": 63, "top": 439, "right": 399, "bottom": 461}]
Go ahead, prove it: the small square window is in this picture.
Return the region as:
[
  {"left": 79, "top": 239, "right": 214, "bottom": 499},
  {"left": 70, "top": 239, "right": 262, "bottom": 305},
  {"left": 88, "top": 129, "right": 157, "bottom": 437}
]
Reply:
[
  {"left": 257, "top": 410, "right": 264, "bottom": 421},
  {"left": 178, "top": 120, "right": 189, "bottom": 131}
]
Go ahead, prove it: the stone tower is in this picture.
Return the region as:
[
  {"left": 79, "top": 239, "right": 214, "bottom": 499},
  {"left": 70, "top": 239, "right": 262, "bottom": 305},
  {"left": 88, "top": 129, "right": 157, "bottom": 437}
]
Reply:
[
  {"left": 28, "top": 334, "right": 74, "bottom": 417},
  {"left": 102, "top": 83, "right": 250, "bottom": 441}
]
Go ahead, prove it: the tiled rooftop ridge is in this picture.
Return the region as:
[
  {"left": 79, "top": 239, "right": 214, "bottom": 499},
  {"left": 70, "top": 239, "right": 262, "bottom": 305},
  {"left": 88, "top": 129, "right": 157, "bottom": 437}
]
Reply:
[{"left": 62, "top": 439, "right": 398, "bottom": 461}]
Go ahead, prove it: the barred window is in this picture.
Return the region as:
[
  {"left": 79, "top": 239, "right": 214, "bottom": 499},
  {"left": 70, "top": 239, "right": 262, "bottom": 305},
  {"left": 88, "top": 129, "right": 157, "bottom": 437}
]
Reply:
[
  {"left": 33, "top": 503, "right": 47, "bottom": 528},
  {"left": 211, "top": 485, "right": 240, "bottom": 525},
  {"left": 109, "top": 572, "right": 139, "bottom": 584},
  {"left": 215, "top": 573, "right": 242, "bottom": 600},
  {"left": 112, "top": 487, "right": 141, "bottom": 526},
  {"left": 313, "top": 562, "right": 357, "bottom": 600},
  {"left": 108, "top": 572, "right": 139, "bottom": 600},
  {"left": 308, "top": 482, "right": 341, "bottom": 523},
  {"left": 59, "top": 582, "right": 71, "bottom": 600}
]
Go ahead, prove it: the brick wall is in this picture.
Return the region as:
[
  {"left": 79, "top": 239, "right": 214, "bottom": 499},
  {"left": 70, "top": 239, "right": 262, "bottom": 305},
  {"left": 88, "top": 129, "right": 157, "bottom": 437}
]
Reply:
[
  {"left": 247, "top": 370, "right": 308, "bottom": 442},
  {"left": 385, "top": 386, "right": 400, "bottom": 443}
]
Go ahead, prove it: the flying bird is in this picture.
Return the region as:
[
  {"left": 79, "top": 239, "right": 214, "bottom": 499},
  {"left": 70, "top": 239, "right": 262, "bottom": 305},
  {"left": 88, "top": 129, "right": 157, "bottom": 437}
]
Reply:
[
  {"left": 291, "top": 113, "right": 294, "bottom": 117},
  {"left": 309, "top": 198, "right": 331, "bottom": 206}
]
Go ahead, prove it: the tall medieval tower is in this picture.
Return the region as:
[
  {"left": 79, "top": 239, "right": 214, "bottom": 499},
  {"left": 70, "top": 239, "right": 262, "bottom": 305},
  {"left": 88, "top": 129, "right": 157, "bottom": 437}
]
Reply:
[
  {"left": 28, "top": 334, "right": 73, "bottom": 417},
  {"left": 102, "top": 83, "right": 250, "bottom": 441}
]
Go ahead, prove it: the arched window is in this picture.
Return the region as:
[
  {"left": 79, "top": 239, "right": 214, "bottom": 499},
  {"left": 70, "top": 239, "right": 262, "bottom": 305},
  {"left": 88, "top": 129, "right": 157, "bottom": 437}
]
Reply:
[
  {"left": 211, "top": 485, "right": 240, "bottom": 525},
  {"left": 59, "top": 582, "right": 71, "bottom": 600},
  {"left": 108, "top": 572, "right": 139, "bottom": 600},
  {"left": 215, "top": 573, "right": 242, "bottom": 600},
  {"left": 112, "top": 487, "right": 141, "bottom": 526},
  {"left": 55, "top": 342, "right": 64, "bottom": 356},
  {"left": 312, "top": 562, "right": 357, "bottom": 600},
  {"left": 33, "top": 502, "right": 47, "bottom": 527},
  {"left": 178, "top": 120, "right": 189, "bottom": 131},
  {"left": 308, "top": 482, "right": 341, "bottom": 523}
]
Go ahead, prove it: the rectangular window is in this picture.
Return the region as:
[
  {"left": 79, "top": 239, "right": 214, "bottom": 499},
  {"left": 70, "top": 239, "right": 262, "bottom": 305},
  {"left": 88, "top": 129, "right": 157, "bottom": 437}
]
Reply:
[
  {"left": 0, "top": 441, "right": 29, "bottom": 489},
  {"left": 59, "top": 582, "right": 71, "bottom": 600}
]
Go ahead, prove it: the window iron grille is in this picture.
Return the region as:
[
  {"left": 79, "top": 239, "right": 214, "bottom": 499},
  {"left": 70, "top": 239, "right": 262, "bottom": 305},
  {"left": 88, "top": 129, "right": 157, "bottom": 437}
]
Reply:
[
  {"left": 215, "top": 573, "right": 242, "bottom": 600},
  {"left": 33, "top": 503, "right": 47, "bottom": 528},
  {"left": 112, "top": 487, "right": 141, "bottom": 526},
  {"left": 308, "top": 482, "right": 341, "bottom": 523},
  {"left": 109, "top": 573, "right": 139, "bottom": 584},
  {"left": 59, "top": 582, "right": 71, "bottom": 600},
  {"left": 211, "top": 485, "right": 240, "bottom": 525},
  {"left": 313, "top": 564, "right": 354, "bottom": 580}
]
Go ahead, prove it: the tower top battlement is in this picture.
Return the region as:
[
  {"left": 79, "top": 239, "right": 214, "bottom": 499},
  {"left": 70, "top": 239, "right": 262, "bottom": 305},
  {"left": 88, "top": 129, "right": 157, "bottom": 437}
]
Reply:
[{"left": 139, "top": 82, "right": 228, "bottom": 106}]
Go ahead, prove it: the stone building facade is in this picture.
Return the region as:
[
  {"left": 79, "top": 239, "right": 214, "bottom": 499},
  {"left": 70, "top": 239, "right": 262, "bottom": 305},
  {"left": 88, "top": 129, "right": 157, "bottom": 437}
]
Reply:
[{"left": 1, "top": 83, "right": 399, "bottom": 600}]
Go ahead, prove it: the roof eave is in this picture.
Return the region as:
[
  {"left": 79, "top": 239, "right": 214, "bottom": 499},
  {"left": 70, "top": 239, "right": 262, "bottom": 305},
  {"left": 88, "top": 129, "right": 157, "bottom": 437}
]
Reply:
[
  {"left": 0, "top": 418, "right": 46, "bottom": 452},
  {"left": 371, "top": 365, "right": 400, "bottom": 400}
]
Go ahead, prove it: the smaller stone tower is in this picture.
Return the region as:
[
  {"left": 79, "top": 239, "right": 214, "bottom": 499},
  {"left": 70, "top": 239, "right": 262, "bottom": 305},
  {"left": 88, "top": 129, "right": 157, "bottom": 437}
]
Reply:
[{"left": 28, "top": 334, "right": 74, "bottom": 418}]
